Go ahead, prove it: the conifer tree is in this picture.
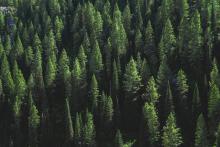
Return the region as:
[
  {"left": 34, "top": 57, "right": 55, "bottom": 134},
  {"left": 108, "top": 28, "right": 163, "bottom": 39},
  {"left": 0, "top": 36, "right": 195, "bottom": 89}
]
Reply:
[
  {"left": 210, "top": 58, "right": 220, "bottom": 86},
  {"left": 58, "top": 49, "right": 71, "bottom": 98},
  {"left": 0, "top": 12, "right": 5, "bottom": 32},
  {"left": 157, "top": 56, "right": 170, "bottom": 95},
  {"left": 123, "top": 3, "right": 132, "bottom": 35},
  {"left": 114, "top": 130, "right": 124, "bottom": 147},
  {"left": 188, "top": 10, "right": 203, "bottom": 74},
  {"left": 146, "top": 76, "right": 159, "bottom": 104},
  {"left": 89, "top": 40, "right": 103, "bottom": 77},
  {"left": 162, "top": 113, "right": 183, "bottom": 147},
  {"left": 28, "top": 103, "right": 40, "bottom": 147},
  {"left": 12, "top": 34, "right": 24, "bottom": 60},
  {"left": 24, "top": 46, "right": 33, "bottom": 67},
  {"left": 111, "top": 4, "right": 128, "bottom": 56},
  {"left": 176, "top": 69, "right": 189, "bottom": 103},
  {"left": 12, "top": 61, "right": 26, "bottom": 99},
  {"left": 143, "top": 21, "right": 158, "bottom": 74},
  {"left": 74, "top": 113, "right": 82, "bottom": 145},
  {"left": 123, "top": 57, "right": 142, "bottom": 99},
  {"left": 64, "top": 98, "right": 74, "bottom": 144},
  {"left": 4, "top": 35, "right": 12, "bottom": 56},
  {"left": 159, "top": 19, "right": 176, "bottom": 61},
  {"left": 1, "top": 54, "right": 14, "bottom": 98},
  {"left": 208, "top": 83, "right": 220, "bottom": 118},
  {"left": 77, "top": 45, "right": 87, "bottom": 82},
  {"left": 194, "top": 114, "right": 209, "bottom": 147},
  {"left": 54, "top": 16, "right": 64, "bottom": 46},
  {"left": 112, "top": 59, "right": 119, "bottom": 100},
  {"left": 140, "top": 58, "right": 151, "bottom": 84},
  {"left": 192, "top": 83, "right": 201, "bottom": 120},
  {"left": 45, "top": 57, "right": 56, "bottom": 88},
  {"left": 89, "top": 75, "right": 99, "bottom": 114},
  {"left": 163, "top": 81, "right": 174, "bottom": 122},
  {"left": 143, "top": 102, "right": 160, "bottom": 146},
  {"left": 83, "top": 111, "right": 96, "bottom": 146}
]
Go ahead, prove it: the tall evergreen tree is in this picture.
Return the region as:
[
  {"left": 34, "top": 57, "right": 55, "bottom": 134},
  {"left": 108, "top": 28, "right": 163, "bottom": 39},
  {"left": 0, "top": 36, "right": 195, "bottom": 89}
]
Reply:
[
  {"left": 146, "top": 76, "right": 159, "bottom": 104},
  {"left": 194, "top": 114, "right": 209, "bottom": 147},
  {"left": 143, "top": 102, "right": 160, "bottom": 146},
  {"left": 162, "top": 113, "right": 183, "bottom": 147},
  {"left": 64, "top": 98, "right": 74, "bottom": 144},
  {"left": 114, "top": 130, "right": 124, "bottom": 147},
  {"left": 89, "top": 75, "right": 99, "bottom": 114},
  {"left": 123, "top": 57, "right": 142, "bottom": 99}
]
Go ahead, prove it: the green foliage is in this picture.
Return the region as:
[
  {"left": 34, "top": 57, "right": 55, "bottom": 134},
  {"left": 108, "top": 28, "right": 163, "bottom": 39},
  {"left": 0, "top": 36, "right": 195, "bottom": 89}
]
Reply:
[
  {"left": 159, "top": 19, "right": 176, "bottom": 60},
  {"left": 146, "top": 77, "right": 159, "bottom": 104},
  {"left": 83, "top": 111, "right": 96, "bottom": 145},
  {"left": 195, "top": 114, "right": 209, "bottom": 147},
  {"left": 123, "top": 57, "right": 142, "bottom": 98},
  {"left": 89, "top": 75, "right": 99, "bottom": 113},
  {"left": 162, "top": 113, "right": 183, "bottom": 147},
  {"left": 208, "top": 83, "right": 220, "bottom": 117},
  {"left": 114, "top": 130, "right": 124, "bottom": 147},
  {"left": 65, "top": 98, "right": 74, "bottom": 142},
  {"left": 143, "top": 102, "right": 160, "bottom": 145}
]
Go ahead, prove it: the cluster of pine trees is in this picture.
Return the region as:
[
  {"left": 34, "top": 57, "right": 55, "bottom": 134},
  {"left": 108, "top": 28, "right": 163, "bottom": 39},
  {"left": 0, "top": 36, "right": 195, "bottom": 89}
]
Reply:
[{"left": 0, "top": 0, "right": 220, "bottom": 146}]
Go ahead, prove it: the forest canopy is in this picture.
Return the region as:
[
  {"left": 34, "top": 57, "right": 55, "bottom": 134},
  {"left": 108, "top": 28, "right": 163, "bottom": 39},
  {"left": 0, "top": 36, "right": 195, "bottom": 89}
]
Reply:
[{"left": 0, "top": 0, "right": 220, "bottom": 147}]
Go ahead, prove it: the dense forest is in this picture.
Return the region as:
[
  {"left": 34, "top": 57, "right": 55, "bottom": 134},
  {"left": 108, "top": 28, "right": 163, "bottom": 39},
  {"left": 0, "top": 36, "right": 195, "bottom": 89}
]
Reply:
[{"left": 0, "top": 0, "right": 220, "bottom": 146}]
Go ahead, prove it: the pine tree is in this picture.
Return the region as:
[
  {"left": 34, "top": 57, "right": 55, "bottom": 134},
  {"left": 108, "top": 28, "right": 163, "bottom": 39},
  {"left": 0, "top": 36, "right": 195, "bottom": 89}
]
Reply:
[
  {"left": 24, "top": 46, "right": 33, "bottom": 67},
  {"left": 12, "top": 34, "right": 24, "bottom": 60},
  {"left": 157, "top": 56, "right": 170, "bottom": 96},
  {"left": 210, "top": 58, "right": 220, "bottom": 86},
  {"left": 123, "top": 57, "right": 142, "bottom": 99},
  {"left": 83, "top": 111, "right": 96, "bottom": 146},
  {"left": 112, "top": 59, "right": 119, "bottom": 100},
  {"left": 159, "top": 19, "right": 176, "bottom": 61},
  {"left": 78, "top": 45, "right": 87, "bottom": 79},
  {"left": 28, "top": 103, "right": 40, "bottom": 147},
  {"left": 188, "top": 10, "right": 203, "bottom": 74},
  {"left": 140, "top": 58, "right": 151, "bottom": 84},
  {"left": 134, "top": 29, "right": 143, "bottom": 56},
  {"left": 12, "top": 61, "right": 26, "bottom": 99},
  {"left": 146, "top": 76, "right": 159, "bottom": 104},
  {"left": 4, "top": 35, "right": 12, "bottom": 55},
  {"left": 143, "top": 102, "right": 160, "bottom": 146},
  {"left": 45, "top": 57, "right": 56, "bottom": 88},
  {"left": 162, "top": 113, "right": 183, "bottom": 147},
  {"left": 1, "top": 54, "right": 14, "bottom": 98},
  {"left": 163, "top": 81, "right": 174, "bottom": 122},
  {"left": 0, "top": 12, "right": 5, "bottom": 32},
  {"left": 176, "top": 69, "right": 189, "bottom": 103},
  {"left": 194, "top": 114, "right": 209, "bottom": 147},
  {"left": 89, "top": 75, "right": 99, "bottom": 114},
  {"left": 54, "top": 16, "right": 64, "bottom": 46},
  {"left": 123, "top": 3, "right": 132, "bottom": 34},
  {"left": 58, "top": 49, "right": 71, "bottom": 98},
  {"left": 48, "top": 0, "right": 60, "bottom": 17},
  {"left": 192, "top": 83, "right": 201, "bottom": 120},
  {"left": 89, "top": 40, "right": 103, "bottom": 76},
  {"left": 71, "top": 58, "right": 82, "bottom": 112},
  {"left": 103, "top": 95, "right": 114, "bottom": 126},
  {"left": 114, "top": 130, "right": 124, "bottom": 147},
  {"left": 143, "top": 21, "right": 158, "bottom": 74},
  {"left": 111, "top": 4, "right": 128, "bottom": 56},
  {"left": 64, "top": 98, "right": 74, "bottom": 143},
  {"left": 208, "top": 82, "right": 220, "bottom": 118},
  {"left": 74, "top": 112, "right": 82, "bottom": 145},
  {"left": 178, "top": 0, "right": 190, "bottom": 19}
]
